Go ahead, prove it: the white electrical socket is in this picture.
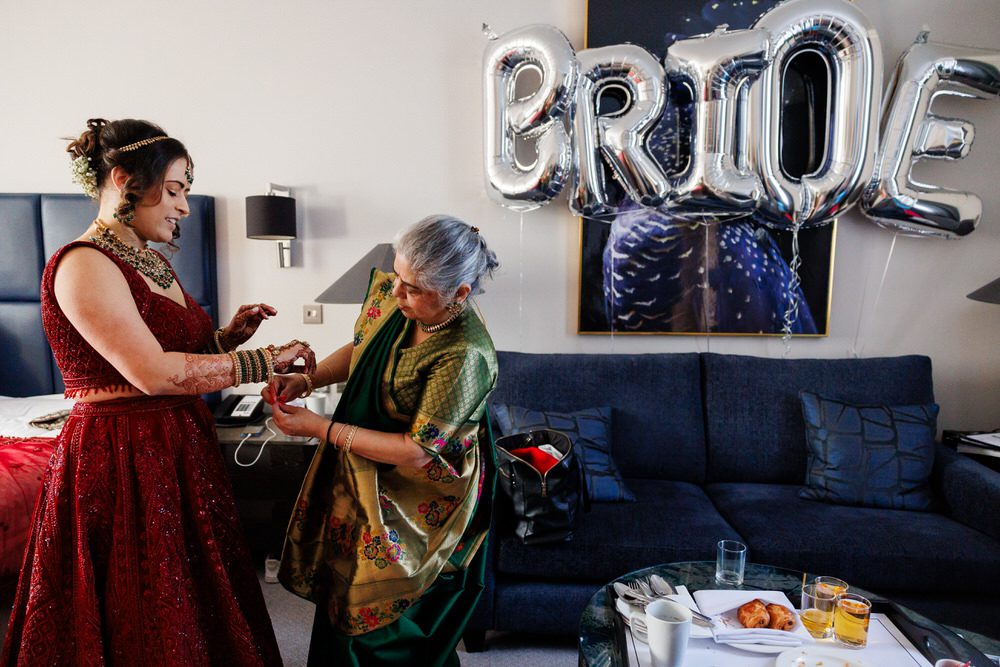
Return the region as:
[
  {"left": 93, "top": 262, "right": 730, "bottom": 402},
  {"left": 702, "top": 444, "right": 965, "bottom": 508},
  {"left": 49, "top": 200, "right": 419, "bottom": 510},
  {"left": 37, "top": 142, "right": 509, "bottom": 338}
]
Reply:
[{"left": 303, "top": 304, "right": 323, "bottom": 324}]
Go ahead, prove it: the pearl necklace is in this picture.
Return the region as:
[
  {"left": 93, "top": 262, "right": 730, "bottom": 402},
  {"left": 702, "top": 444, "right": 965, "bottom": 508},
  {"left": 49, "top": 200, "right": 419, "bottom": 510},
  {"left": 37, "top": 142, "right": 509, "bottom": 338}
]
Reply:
[
  {"left": 419, "top": 309, "right": 463, "bottom": 334},
  {"left": 89, "top": 221, "right": 175, "bottom": 290}
]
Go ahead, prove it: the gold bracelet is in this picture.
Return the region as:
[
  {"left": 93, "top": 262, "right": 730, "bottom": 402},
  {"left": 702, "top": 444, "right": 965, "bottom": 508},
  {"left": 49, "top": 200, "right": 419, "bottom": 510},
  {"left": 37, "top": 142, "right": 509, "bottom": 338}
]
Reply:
[
  {"left": 300, "top": 372, "right": 314, "bottom": 398},
  {"left": 343, "top": 424, "right": 360, "bottom": 454},
  {"left": 262, "top": 347, "right": 275, "bottom": 384},
  {"left": 213, "top": 328, "right": 228, "bottom": 353},
  {"left": 332, "top": 422, "right": 349, "bottom": 450},
  {"left": 228, "top": 351, "right": 242, "bottom": 387}
]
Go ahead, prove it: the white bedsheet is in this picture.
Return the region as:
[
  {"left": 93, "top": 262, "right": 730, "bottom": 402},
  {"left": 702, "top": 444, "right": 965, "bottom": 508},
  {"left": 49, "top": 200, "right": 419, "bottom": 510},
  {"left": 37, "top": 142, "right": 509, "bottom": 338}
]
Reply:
[{"left": 0, "top": 394, "right": 75, "bottom": 438}]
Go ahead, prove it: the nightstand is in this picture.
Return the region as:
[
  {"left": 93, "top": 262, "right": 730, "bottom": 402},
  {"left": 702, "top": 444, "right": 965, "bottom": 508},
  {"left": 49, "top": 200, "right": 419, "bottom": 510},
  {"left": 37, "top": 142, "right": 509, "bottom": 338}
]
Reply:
[{"left": 216, "top": 423, "right": 317, "bottom": 558}]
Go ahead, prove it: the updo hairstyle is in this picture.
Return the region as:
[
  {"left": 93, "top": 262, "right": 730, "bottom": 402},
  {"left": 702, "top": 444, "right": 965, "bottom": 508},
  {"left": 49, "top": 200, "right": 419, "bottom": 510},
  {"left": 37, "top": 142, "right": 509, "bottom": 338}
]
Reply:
[
  {"left": 66, "top": 118, "right": 191, "bottom": 222},
  {"left": 393, "top": 215, "right": 499, "bottom": 300}
]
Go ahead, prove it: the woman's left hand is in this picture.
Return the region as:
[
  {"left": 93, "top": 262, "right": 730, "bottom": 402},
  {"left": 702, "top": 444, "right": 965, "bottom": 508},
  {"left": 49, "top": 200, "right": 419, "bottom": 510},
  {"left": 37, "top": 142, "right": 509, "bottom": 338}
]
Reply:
[
  {"left": 271, "top": 400, "right": 326, "bottom": 439},
  {"left": 221, "top": 303, "right": 277, "bottom": 348}
]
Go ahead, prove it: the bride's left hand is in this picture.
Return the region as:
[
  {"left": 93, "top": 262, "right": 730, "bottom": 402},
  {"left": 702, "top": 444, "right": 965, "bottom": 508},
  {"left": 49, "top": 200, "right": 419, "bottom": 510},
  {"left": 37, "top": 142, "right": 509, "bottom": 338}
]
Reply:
[
  {"left": 271, "top": 400, "right": 326, "bottom": 439},
  {"left": 221, "top": 303, "right": 277, "bottom": 348}
]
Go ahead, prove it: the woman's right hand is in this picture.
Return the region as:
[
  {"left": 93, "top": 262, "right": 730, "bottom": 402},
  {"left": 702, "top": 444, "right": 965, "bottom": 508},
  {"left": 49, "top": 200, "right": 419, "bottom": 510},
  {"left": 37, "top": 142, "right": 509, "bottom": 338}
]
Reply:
[{"left": 262, "top": 373, "right": 308, "bottom": 405}]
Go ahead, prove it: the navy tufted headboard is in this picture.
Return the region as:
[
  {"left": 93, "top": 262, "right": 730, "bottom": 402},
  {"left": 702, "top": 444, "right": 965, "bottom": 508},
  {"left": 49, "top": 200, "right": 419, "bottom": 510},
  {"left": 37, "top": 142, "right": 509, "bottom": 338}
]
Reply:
[{"left": 0, "top": 193, "right": 218, "bottom": 397}]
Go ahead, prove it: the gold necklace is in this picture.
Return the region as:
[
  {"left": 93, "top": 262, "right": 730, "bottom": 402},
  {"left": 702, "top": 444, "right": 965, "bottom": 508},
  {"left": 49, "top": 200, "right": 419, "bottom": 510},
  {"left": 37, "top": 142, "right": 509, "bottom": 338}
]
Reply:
[
  {"left": 89, "top": 221, "right": 175, "bottom": 290},
  {"left": 419, "top": 308, "right": 463, "bottom": 334}
]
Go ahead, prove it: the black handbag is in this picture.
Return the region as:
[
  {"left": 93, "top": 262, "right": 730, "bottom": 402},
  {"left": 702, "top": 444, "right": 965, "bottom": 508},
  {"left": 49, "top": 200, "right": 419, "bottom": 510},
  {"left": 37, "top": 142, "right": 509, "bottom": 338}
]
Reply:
[{"left": 495, "top": 429, "right": 587, "bottom": 545}]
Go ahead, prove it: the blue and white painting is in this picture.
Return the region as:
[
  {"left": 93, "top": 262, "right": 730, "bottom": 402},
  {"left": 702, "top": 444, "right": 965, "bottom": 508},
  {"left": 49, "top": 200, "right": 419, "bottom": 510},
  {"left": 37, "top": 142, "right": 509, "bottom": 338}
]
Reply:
[{"left": 580, "top": 0, "right": 834, "bottom": 335}]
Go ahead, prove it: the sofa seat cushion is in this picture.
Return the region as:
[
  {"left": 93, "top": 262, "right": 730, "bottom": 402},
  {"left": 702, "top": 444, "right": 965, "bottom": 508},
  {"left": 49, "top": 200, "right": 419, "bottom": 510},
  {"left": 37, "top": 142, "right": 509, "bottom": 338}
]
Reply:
[
  {"left": 706, "top": 482, "right": 1000, "bottom": 595},
  {"left": 496, "top": 479, "right": 742, "bottom": 582}
]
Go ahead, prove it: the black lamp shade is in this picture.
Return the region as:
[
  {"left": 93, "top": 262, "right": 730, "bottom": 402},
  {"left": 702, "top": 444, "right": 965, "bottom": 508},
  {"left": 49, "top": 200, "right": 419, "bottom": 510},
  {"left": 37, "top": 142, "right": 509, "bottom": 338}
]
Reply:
[
  {"left": 315, "top": 244, "right": 396, "bottom": 303},
  {"left": 246, "top": 195, "right": 296, "bottom": 240},
  {"left": 967, "top": 276, "right": 1000, "bottom": 305}
]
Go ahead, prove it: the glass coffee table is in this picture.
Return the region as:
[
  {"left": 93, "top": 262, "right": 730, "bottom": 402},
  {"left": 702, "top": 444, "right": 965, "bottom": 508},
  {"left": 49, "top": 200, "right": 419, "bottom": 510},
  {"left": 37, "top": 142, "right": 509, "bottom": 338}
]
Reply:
[{"left": 578, "top": 561, "right": 997, "bottom": 667}]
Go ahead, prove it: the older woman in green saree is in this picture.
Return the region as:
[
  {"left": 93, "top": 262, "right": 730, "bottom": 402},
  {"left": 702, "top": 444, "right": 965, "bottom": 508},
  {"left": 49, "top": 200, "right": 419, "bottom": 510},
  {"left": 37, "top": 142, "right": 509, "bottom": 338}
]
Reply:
[{"left": 264, "top": 215, "right": 499, "bottom": 667}]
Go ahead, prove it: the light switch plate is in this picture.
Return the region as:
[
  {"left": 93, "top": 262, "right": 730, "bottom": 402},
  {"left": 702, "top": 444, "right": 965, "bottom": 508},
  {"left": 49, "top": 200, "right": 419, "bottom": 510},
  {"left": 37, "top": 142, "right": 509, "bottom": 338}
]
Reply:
[{"left": 303, "top": 304, "right": 323, "bottom": 324}]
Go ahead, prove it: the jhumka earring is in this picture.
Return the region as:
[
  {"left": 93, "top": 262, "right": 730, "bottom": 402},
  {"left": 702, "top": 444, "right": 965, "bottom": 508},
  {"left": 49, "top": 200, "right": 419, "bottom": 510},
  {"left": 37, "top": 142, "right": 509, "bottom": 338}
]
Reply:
[
  {"left": 446, "top": 301, "right": 464, "bottom": 316},
  {"left": 113, "top": 199, "right": 135, "bottom": 226}
]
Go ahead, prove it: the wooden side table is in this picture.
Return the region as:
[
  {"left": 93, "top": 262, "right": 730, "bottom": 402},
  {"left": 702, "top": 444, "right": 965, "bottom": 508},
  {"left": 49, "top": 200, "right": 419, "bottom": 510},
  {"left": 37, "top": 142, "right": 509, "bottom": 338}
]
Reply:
[{"left": 216, "top": 423, "right": 317, "bottom": 558}]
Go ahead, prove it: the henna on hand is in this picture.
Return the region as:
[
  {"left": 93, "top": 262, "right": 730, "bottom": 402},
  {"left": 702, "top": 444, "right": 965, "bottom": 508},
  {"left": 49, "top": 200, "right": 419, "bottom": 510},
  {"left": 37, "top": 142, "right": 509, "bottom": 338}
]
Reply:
[{"left": 167, "top": 353, "right": 235, "bottom": 393}]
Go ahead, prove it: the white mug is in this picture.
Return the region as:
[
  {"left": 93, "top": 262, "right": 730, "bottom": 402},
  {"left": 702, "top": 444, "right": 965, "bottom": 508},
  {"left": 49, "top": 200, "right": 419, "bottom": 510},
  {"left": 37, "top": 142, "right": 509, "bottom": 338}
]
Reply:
[{"left": 642, "top": 599, "right": 691, "bottom": 667}]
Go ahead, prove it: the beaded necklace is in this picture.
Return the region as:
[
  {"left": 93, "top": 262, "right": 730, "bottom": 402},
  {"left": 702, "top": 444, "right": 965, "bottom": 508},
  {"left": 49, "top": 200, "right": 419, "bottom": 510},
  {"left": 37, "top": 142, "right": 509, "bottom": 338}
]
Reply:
[
  {"left": 418, "top": 308, "right": 463, "bottom": 334},
  {"left": 89, "top": 220, "right": 175, "bottom": 290}
]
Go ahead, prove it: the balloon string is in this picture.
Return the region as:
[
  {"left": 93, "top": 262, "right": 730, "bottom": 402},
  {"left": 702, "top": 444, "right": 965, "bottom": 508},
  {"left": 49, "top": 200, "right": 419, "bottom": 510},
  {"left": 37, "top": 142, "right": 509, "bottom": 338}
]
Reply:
[
  {"left": 608, "top": 216, "right": 616, "bottom": 352},
  {"left": 703, "top": 222, "right": 710, "bottom": 353},
  {"left": 519, "top": 211, "right": 524, "bottom": 350},
  {"left": 854, "top": 232, "right": 898, "bottom": 358},
  {"left": 781, "top": 223, "right": 803, "bottom": 357}
]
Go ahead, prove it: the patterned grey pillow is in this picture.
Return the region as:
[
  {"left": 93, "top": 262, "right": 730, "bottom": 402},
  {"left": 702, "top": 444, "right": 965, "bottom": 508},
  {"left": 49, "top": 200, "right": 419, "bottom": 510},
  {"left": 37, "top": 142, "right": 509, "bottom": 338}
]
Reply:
[
  {"left": 799, "top": 391, "right": 938, "bottom": 511},
  {"left": 492, "top": 404, "right": 636, "bottom": 503}
]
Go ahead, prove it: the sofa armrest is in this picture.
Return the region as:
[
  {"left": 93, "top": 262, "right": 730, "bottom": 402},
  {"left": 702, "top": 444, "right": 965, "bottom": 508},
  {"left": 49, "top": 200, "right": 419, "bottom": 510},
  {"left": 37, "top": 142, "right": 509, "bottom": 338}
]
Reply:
[{"left": 933, "top": 444, "right": 1000, "bottom": 541}]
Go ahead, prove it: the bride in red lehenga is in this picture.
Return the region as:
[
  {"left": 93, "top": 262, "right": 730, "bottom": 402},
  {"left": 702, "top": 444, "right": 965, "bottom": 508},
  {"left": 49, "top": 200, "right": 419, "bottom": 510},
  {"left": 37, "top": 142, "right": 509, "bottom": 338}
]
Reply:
[{"left": 1, "top": 118, "right": 315, "bottom": 666}]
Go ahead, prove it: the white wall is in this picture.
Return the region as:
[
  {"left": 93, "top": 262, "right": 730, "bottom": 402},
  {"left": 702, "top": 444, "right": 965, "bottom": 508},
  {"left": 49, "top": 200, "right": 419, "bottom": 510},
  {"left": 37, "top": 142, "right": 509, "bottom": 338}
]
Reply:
[{"left": 2, "top": 0, "right": 998, "bottom": 429}]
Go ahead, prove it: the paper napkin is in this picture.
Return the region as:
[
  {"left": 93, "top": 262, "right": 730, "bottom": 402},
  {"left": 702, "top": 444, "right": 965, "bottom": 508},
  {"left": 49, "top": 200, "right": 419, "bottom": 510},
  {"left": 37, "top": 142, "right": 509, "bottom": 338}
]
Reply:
[{"left": 691, "top": 589, "right": 810, "bottom": 647}]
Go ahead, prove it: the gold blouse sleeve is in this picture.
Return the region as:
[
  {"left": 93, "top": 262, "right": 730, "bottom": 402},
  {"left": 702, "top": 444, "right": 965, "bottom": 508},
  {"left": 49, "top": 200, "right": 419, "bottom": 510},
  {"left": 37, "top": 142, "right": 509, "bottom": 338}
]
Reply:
[{"left": 408, "top": 347, "right": 495, "bottom": 464}]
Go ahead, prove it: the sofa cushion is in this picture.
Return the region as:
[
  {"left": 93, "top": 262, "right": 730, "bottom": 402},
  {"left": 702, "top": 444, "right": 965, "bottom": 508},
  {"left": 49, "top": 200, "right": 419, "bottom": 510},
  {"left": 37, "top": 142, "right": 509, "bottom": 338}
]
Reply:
[
  {"left": 493, "top": 352, "right": 706, "bottom": 483},
  {"left": 702, "top": 353, "right": 934, "bottom": 484},
  {"left": 706, "top": 482, "right": 1000, "bottom": 595},
  {"left": 799, "top": 392, "right": 938, "bottom": 510},
  {"left": 493, "top": 404, "right": 636, "bottom": 502},
  {"left": 496, "top": 479, "right": 741, "bottom": 582}
]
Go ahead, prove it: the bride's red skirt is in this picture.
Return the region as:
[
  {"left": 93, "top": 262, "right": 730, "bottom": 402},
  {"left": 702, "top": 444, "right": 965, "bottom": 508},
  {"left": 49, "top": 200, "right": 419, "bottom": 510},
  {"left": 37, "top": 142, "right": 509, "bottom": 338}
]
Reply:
[{"left": 1, "top": 396, "right": 282, "bottom": 666}]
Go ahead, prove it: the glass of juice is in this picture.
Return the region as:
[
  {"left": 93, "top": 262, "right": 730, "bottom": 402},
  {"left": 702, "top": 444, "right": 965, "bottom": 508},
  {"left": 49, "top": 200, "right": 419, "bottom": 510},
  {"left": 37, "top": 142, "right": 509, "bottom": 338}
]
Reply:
[
  {"left": 799, "top": 583, "right": 837, "bottom": 639},
  {"left": 834, "top": 593, "right": 872, "bottom": 648},
  {"left": 814, "top": 576, "right": 849, "bottom": 598}
]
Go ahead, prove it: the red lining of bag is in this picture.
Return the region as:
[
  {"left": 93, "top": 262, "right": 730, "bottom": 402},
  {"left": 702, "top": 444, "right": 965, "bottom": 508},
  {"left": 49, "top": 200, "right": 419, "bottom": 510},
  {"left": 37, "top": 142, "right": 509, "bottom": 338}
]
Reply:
[{"left": 509, "top": 446, "right": 560, "bottom": 474}]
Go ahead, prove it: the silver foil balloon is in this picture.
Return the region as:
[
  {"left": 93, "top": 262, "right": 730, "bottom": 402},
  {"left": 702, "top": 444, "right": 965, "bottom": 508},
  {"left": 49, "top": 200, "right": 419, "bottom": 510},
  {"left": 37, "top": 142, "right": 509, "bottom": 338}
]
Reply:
[
  {"left": 483, "top": 24, "right": 577, "bottom": 211},
  {"left": 749, "top": 0, "right": 883, "bottom": 229},
  {"left": 663, "top": 25, "right": 769, "bottom": 220},
  {"left": 861, "top": 34, "right": 1000, "bottom": 238},
  {"left": 570, "top": 44, "right": 668, "bottom": 219}
]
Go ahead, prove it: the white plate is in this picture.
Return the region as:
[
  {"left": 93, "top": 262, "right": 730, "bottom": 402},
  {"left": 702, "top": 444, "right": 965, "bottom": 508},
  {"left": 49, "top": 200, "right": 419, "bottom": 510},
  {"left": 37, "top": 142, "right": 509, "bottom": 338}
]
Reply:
[
  {"left": 774, "top": 646, "right": 878, "bottom": 666},
  {"left": 719, "top": 641, "right": 800, "bottom": 654}
]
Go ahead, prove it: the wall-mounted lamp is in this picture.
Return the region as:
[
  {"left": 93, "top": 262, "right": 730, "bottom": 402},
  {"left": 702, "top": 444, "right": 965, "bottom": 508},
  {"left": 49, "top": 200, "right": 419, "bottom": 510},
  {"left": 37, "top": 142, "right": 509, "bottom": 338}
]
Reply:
[
  {"left": 246, "top": 184, "right": 296, "bottom": 268},
  {"left": 315, "top": 244, "right": 396, "bottom": 303}
]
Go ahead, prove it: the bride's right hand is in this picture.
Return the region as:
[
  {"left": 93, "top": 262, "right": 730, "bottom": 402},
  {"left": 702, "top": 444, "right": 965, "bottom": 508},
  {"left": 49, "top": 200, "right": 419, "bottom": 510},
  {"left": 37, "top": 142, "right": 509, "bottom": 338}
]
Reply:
[{"left": 262, "top": 373, "right": 308, "bottom": 405}]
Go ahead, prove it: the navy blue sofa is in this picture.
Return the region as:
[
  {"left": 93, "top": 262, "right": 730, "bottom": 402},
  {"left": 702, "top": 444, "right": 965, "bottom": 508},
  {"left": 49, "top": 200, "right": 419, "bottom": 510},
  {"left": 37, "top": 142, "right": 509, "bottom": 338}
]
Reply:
[{"left": 464, "top": 352, "right": 1000, "bottom": 648}]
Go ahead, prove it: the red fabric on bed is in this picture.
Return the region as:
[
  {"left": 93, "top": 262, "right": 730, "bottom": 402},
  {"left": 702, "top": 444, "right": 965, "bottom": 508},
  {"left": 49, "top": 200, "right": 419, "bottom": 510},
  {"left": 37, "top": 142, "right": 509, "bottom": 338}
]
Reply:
[{"left": 0, "top": 437, "right": 55, "bottom": 576}]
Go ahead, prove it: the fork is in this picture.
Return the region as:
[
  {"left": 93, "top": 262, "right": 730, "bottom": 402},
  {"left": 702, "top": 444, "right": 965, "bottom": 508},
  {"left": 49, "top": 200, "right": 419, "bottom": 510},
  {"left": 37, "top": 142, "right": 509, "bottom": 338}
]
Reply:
[{"left": 630, "top": 579, "right": 714, "bottom": 625}]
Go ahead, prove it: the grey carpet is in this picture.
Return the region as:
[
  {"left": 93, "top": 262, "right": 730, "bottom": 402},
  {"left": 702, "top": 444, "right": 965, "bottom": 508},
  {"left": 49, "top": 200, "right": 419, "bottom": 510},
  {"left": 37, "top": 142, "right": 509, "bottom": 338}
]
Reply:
[{"left": 259, "top": 572, "right": 578, "bottom": 666}]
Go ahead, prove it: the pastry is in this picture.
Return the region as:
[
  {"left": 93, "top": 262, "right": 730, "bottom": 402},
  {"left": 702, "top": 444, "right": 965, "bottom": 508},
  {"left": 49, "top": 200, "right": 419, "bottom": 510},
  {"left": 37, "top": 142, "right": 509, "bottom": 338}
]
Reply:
[
  {"left": 765, "top": 603, "right": 796, "bottom": 631},
  {"left": 736, "top": 599, "right": 770, "bottom": 628}
]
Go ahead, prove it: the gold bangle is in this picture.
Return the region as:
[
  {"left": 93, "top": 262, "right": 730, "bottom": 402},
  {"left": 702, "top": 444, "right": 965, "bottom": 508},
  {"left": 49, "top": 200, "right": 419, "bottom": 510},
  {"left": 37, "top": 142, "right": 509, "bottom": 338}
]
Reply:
[
  {"left": 300, "top": 372, "right": 314, "bottom": 398},
  {"left": 213, "top": 328, "right": 228, "bottom": 353},
  {"left": 343, "top": 424, "right": 360, "bottom": 454},
  {"left": 228, "top": 351, "right": 242, "bottom": 387},
  {"left": 262, "top": 347, "right": 275, "bottom": 384},
  {"left": 332, "top": 422, "right": 349, "bottom": 450}
]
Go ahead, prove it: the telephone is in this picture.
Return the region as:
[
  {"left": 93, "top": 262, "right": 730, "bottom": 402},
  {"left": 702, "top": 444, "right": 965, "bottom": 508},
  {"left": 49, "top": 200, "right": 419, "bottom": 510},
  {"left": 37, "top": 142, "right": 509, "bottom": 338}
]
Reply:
[{"left": 214, "top": 394, "right": 265, "bottom": 426}]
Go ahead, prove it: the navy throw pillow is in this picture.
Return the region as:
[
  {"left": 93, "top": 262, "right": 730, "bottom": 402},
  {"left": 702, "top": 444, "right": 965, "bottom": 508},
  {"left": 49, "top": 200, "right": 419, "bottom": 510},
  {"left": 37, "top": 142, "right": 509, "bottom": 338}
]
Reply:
[
  {"left": 492, "top": 404, "right": 636, "bottom": 503},
  {"left": 799, "top": 391, "right": 939, "bottom": 511}
]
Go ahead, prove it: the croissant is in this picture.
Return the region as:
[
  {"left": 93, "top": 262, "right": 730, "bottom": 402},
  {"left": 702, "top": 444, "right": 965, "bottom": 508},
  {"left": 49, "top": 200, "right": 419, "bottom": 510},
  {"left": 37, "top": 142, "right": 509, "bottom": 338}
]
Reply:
[
  {"left": 737, "top": 599, "right": 770, "bottom": 628},
  {"left": 766, "top": 603, "right": 796, "bottom": 631}
]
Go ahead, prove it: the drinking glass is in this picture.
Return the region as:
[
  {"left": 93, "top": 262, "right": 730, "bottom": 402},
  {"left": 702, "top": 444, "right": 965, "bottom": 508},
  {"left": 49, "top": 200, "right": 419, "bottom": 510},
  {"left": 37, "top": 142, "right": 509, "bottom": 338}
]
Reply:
[
  {"left": 834, "top": 593, "right": 872, "bottom": 648},
  {"left": 814, "top": 575, "right": 849, "bottom": 598},
  {"left": 799, "top": 583, "right": 837, "bottom": 639},
  {"left": 715, "top": 540, "right": 747, "bottom": 585}
]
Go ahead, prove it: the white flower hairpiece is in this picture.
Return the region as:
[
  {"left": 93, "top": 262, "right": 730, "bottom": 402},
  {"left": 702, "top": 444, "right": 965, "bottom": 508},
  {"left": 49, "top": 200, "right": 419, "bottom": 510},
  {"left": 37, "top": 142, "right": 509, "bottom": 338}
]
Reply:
[{"left": 71, "top": 155, "right": 99, "bottom": 199}]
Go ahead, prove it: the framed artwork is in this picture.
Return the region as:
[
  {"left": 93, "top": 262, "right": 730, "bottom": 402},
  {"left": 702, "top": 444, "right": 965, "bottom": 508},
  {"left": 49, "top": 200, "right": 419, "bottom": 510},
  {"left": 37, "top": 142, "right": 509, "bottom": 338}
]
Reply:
[{"left": 579, "top": 0, "right": 835, "bottom": 335}]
